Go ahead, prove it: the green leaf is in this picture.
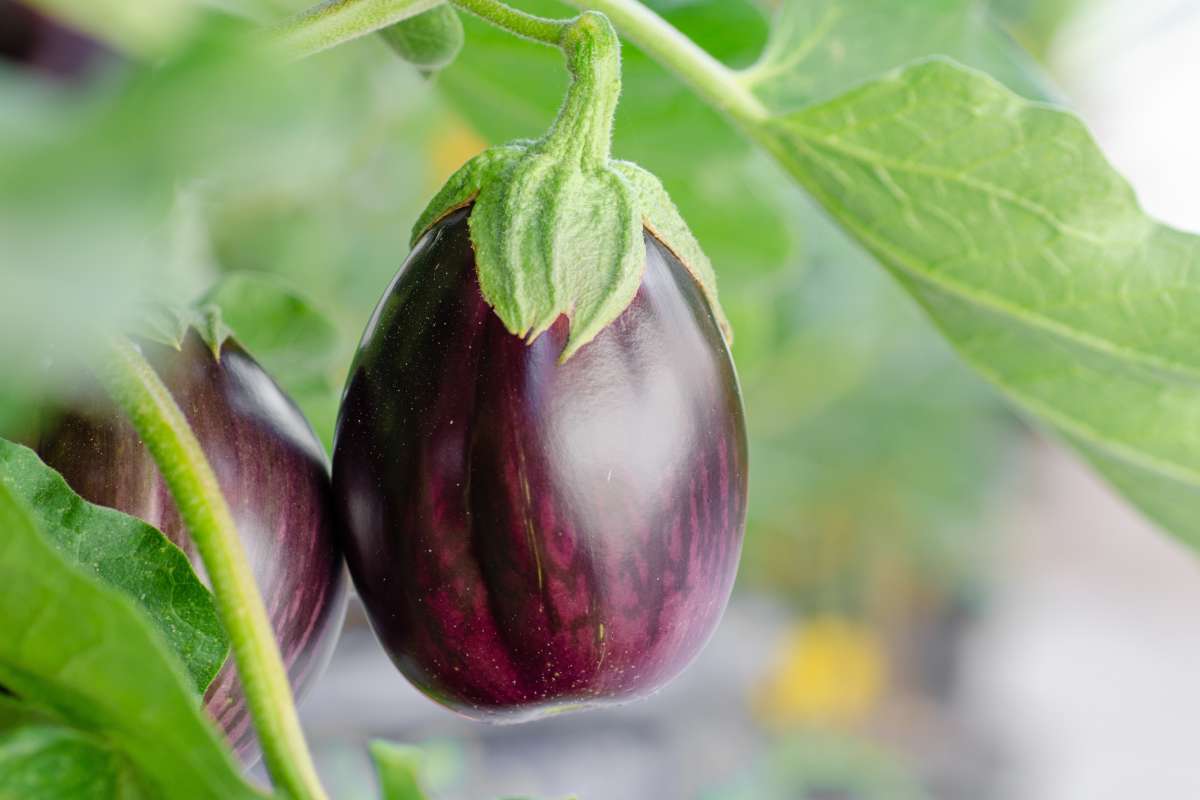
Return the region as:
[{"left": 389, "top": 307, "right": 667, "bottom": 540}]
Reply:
[
  {"left": 379, "top": 3, "right": 465, "bottom": 72},
  {"left": 741, "top": 0, "right": 1054, "bottom": 110},
  {"left": 0, "top": 439, "right": 228, "bottom": 693},
  {"left": 370, "top": 741, "right": 431, "bottom": 800},
  {"left": 201, "top": 271, "right": 341, "bottom": 450},
  {"left": 0, "top": 481, "right": 265, "bottom": 799},
  {"left": 0, "top": 724, "right": 152, "bottom": 800},
  {"left": 758, "top": 56, "right": 1200, "bottom": 551}
]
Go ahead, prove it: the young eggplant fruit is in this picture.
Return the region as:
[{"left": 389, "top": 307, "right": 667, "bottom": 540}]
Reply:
[
  {"left": 335, "top": 206, "right": 746, "bottom": 721},
  {"left": 333, "top": 11, "right": 746, "bottom": 722},
  {"left": 38, "top": 330, "right": 347, "bottom": 761}
]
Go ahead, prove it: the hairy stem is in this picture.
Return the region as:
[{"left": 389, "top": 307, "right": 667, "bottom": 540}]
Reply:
[
  {"left": 557, "top": 0, "right": 767, "bottom": 125},
  {"left": 538, "top": 12, "right": 621, "bottom": 164},
  {"left": 97, "top": 338, "right": 327, "bottom": 800},
  {"left": 451, "top": 0, "right": 567, "bottom": 44}
]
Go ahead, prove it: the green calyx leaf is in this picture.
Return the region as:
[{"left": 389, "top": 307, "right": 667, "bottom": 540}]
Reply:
[
  {"left": 412, "top": 11, "right": 730, "bottom": 359},
  {"left": 132, "top": 303, "right": 230, "bottom": 359}
]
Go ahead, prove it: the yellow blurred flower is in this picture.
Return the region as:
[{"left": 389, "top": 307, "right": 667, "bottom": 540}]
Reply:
[{"left": 753, "top": 616, "right": 886, "bottom": 729}]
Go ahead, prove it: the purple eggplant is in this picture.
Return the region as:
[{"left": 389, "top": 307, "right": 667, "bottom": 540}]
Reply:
[
  {"left": 38, "top": 331, "right": 347, "bottom": 761},
  {"left": 333, "top": 207, "right": 748, "bottom": 721},
  {"left": 0, "top": 1, "right": 109, "bottom": 79}
]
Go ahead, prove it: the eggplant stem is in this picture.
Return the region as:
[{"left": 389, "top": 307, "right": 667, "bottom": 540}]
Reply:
[{"left": 97, "top": 337, "right": 328, "bottom": 800}]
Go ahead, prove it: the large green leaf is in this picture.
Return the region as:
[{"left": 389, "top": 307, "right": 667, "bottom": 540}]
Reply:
[
  {"left": 757, "top": 57, "right": 1200, "bottom": 550},
  {"left": 202, "top": 272, "right": 341, "bottom": 450},
  {"left": 0, "top": 439, "right": 228, "bottom": 692},
  {"left": 0, "top": 481, "right": 265, "bottom": 799}
]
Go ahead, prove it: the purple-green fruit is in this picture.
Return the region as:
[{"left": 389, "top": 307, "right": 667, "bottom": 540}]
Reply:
[
  {"left": 38, "top": 331, "right": 347, "bottom": 761},
  {"left": 333, "top": 207, "right": 748, "bottom": 721}
]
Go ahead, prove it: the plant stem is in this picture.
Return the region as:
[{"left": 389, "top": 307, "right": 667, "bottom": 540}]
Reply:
[
  {"left": 274, "top": 0, "right": 442, "bottom": 58},
  {"left": 556, "top": 0, "right": 767, "bottom": 125},
  {"left": 450, "top": 0, "right": 567, "bottom": 44},
  {"left": 97, "top": 337, "right": 327, "bottom": 800}
]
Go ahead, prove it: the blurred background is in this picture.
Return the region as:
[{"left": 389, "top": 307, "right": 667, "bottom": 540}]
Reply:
[{"left": 3, "top": 0, "right": 1200, "bottom": 797}]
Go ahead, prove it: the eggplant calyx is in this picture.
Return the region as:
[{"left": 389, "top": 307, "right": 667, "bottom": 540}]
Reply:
[
  {"left": 410, "top": 12, "right": 730, "bottom": 360},
  {"left": 134, "top": 303, "right": 230, "bottom": 359}
]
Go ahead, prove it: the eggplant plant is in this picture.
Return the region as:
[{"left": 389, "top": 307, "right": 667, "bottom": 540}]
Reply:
[{"left": 2, "top": 0, "right": 1198, "bottom": 798}]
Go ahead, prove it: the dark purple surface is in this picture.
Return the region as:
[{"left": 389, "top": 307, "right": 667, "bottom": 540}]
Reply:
[
  {"left": 38, "top": 331, "right": 347, "bottom": 762},
  {"left": 333, "top": 207, "right": 748, "bottom": 721},
  {"left": 0, "top": 1, "right": 109, "bottom": 79}
]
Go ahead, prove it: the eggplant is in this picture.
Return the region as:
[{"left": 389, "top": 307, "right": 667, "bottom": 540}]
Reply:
[
  {"left": 0, "top": 1, "right": 108, "bottom": 79},
  {"left": 333, "top": 207, "right": 748, "bottom": 721},
  {"left": 38, "top": 330, "right": 347, "bottom": 761}
]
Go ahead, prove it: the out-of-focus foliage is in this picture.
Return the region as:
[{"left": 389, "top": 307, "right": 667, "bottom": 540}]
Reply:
[
  {"left": 379, "top": 3, "right": 464, "bottom": 73},
  {"left": 991, "top": 0, "right": 1086, "bottom": 58},
  {"left": 0, "top": 13, "right": 374, "bottom": 434},
  {"left": 707, "top": 731, "right": 928, "bottom": 800}
]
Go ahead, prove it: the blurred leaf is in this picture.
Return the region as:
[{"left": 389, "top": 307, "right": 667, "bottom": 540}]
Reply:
[
  {"left": 758, "top": 56, "right": 1200, "bottom": 554},
  {"left": 989, "top": 0, "right": 1086, "bottom": 58},
  {"left": 0, "top": 480, "right": 264, "bottom": 799},
  {"left": 370, "top": 741, "right": 430, "bottom": 800},
  {"left": 742, "top": 0, "right": 1055, "bottom": 110},
  {"left": 201, "top": 271, "right": 341, "bottom": 449},
  {"left": 0, "top": 439, "right": 228, "bottom": 693},
  {"left": 0, "top": 16, "right": 366, "bottom": 434},
  {"left": 737, "top": 201, "right": 1010, "bottom": 600},
  {"left": 707, "top": 731, "right": 927, "bottom": 799},
  {"left": 0, "top": 722, "right": 152, "bottom": 800}
]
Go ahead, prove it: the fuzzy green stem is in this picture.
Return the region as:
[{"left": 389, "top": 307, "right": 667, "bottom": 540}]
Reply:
[
  {"left": 450, "top": 0, "right": 567, "bottom": 44},
  {"left": 557, "top": 0, "right": 767, "bottom": 126},
  {"left": 97, "top": 338, "right": 327, "bottom": 800},
  {"left": 274, "top": 0, "right": 441, "bottom": 58},
  {"left": 537, "top": 12, "right": 621, "bottom": 165}
]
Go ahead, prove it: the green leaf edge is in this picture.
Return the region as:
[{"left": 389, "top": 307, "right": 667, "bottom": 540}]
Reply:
[{"left": 0, "top": 438, "right": 230, "bottom": 693}]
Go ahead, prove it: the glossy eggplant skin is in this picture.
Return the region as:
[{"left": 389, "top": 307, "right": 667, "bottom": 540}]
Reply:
[
  {"left": 38, "top": 331, "right": 347, "bottom": 761},
  {"left": 333, "top": 207, "right": 748, "bottom": 721}
]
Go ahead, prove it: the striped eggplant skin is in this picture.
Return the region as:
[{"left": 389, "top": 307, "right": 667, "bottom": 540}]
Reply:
[
  {"left": 37, "top": 331, "right": 348, "bottom": 763},
  {"left": 333, "top": 207, "right": 748, "bottom": 722}
]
